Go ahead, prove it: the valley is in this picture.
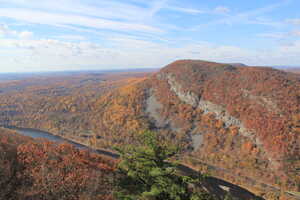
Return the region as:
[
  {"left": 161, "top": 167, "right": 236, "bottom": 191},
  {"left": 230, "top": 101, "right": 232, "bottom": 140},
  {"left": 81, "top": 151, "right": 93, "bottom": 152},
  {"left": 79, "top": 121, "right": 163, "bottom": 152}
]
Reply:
[
  {"left": 4, "top": 127, "right": 263, "bottom": 199},
  {"left": 0, "top": 60, "right": 299, "bottom": 199},
  {"left": 9, "top": 126, "right": 300, "bottom": 200}
]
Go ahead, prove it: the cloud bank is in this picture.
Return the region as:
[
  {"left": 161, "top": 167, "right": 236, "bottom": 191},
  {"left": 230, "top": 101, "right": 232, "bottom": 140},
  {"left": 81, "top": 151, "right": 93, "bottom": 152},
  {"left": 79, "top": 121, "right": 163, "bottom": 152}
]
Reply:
[{"left": 0, "top": 0, "right": 299, "bottom": 72}]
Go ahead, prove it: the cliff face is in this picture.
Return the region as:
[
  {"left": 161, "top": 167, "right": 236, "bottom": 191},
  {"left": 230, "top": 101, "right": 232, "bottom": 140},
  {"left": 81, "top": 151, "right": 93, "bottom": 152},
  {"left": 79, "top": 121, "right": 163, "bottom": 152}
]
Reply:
[
  {"left": 141, "top": 60, "right": 300, "bottom": 194},
  {"left": 0, "top": 60, "right": 299, "bottom": 197},
  {"left": 88, "top": 60, "right": 299, "bottom": 195},
  {"left": 154, "top": 60, "right": 299, "bottom": 158}
]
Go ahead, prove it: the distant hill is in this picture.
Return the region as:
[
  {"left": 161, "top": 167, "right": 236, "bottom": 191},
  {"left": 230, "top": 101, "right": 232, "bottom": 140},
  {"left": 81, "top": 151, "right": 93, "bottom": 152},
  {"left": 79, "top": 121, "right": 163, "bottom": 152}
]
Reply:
[
  {"left": 0, "top": 60, "right": 299, "bottom": 199},
  {"left": 272, "top": 66, "right": 300, "bottom": 74},
  {"left": 227, "top": 63, "right": 248, "bottom": 67},
  {"left": 0, "top": 68, "right": 158, "bottom": 82},
  {"left": 285, "top": 68, "right": 300, "bottom": 74}
]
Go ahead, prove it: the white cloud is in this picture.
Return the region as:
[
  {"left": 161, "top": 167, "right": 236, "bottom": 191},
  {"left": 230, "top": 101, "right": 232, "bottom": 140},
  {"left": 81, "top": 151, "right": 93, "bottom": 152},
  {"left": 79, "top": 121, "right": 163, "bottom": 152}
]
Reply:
[
  {"left": 0, "top": 24, "right": 10, "bottom": 36},
  {"left": 192, "top": 1, "right": 289, "bottom": 30},
  {"left": 0, "top": 8, "right": 162, "bottom": 33},
  {"left": 214, "top": 6, "right": 230, "bottom": 14},
  {"left": 0, "top": 8, "right": 163, "bottom": 34},
  {"left": 293, "top": 31, "right": 300, "bottom": 36},
  {"left": 257, "top": 32, "right": 286, "bottom": 39},
  {"left": 166, "top": 6, "right": 205, "bottom": 14},
  {"left": 286, "top": 18, "right": 300, "bottom": 25},
  {"left": 0, "top": 0, "right": 150, "bottom": 22},
  {"left": 0, "top": 24, "right": 33, "bottom": 38},
  {"left": 0, "top": 0, "right": 299, "bottom": 72},
  {"left": 2, "top": 33, "right": 300, "bottom": 73},
  {"left": 279, "top": 40, "right": 300, "bottom": 53},
  {"left": 258, "top": 30, "right": 300, "bottom": 39},
  {"left": 0, "top": 0, "right": 204, "bottom": 35},
  {"left": 55, "top": 35, "right": 87, "bottom": 41},
  {"left": 148, "top": 0, "right": 168, "bottom": 17},
  {"left": 18, "top": 31, "right": 33, "bottom": 39}
]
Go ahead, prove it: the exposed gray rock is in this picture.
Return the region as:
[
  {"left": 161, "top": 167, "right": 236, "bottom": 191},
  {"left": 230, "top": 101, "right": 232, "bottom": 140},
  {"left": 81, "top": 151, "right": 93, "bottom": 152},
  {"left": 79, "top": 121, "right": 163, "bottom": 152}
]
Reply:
[
  {"left": 197, "top": 100, "right": 256, "bottom": 140},
  {"left": 146, "top": 91, "right": 165, "bottom": 128},
  {"left": 242, "top": 89, "right": 281, "bottom": 115},
  {"left": 146, "top": 89, "right": 182, "bottom": 133},
  {"left": 166, "top": 74, "right": 199, "bottom": 107},
  {"left": 191, "top": 134, "right": 204, "bottom": 151},
  {"left": 163, "top": 72, "right": 261, "bottom": 145}
]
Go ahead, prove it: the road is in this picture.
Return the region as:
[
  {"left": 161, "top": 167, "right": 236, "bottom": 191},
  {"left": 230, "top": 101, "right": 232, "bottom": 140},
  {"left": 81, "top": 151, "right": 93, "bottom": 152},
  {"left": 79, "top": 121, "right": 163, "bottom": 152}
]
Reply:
[{"left": 11, "top": 127, "right": 300, "bottom": 200}]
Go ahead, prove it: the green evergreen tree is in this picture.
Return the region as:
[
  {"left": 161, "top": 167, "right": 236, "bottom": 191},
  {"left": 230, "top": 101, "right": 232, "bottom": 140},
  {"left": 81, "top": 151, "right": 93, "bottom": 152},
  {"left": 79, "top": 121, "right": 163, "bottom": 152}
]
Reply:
[{"left": 114, "top": 130, "right": 215, "bottom": 200}]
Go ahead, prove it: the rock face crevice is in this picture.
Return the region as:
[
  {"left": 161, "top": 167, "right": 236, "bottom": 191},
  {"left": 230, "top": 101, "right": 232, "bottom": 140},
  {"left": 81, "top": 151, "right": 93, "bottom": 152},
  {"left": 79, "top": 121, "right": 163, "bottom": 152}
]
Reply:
[
  {"left": 241, "top": 89, "right": 281, "bottom": 115},
  {"left": 166, "top": 74, "right": 200, "bottom": 108},
  {"left": 164, "top": 72, "right": 260, "bottom": 144},
  {"left": 148, "top": 61, "right": 300, "bottom": 195},
  {"left": 145, "top": 89, "right": 180, "bottom": 133},
  {"left": 197, "top": 100, "right": 258, "bottom": 141},
  {"left": 191, "top": 134, "right": 204, "bottom": 150},
  {"left": 1, "top": 59, "right": 298, "bottom": 196},
  {"left": 145, "top": 89, "right": 165, "bottom": 128}
]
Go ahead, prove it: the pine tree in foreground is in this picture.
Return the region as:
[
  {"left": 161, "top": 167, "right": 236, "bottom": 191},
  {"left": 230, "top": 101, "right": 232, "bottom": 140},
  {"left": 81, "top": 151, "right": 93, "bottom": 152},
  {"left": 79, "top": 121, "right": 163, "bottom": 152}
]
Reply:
[{"left": 114, "top": 130, "right": 216, "bottom": 200}]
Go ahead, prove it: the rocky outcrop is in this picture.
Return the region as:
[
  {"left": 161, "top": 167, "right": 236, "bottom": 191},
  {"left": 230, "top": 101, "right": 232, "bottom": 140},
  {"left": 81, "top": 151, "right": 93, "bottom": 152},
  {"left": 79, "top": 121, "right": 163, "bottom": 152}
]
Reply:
[
  {"left": 1, "top": 59, "right": 299, "bottom": 198},
  {"left": 147, "top": 60, "right": 300, "bottom": 197},
  {"left": 163, "top": 71, "right": 260, "bottom": 145},
  {"left": 165, "top": 74, "right": 200, "bottom": 107},
  {"left": 145, "top": 90, "right": 166, "bottom": 128}
]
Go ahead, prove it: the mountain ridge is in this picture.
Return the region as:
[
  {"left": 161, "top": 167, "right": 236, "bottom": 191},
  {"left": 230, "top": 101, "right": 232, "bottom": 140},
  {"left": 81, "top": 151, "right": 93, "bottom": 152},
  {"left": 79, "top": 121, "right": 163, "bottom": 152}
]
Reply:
[{"left": 0, "top": 60, "right": 299, "bottom": 199}]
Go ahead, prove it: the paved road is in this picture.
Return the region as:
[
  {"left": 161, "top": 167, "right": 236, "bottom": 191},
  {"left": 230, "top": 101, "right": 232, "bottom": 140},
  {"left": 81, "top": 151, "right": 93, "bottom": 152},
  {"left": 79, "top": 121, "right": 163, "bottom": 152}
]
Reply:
[{"left": 11, "top": 127, "right": 300, "bottom": 200}]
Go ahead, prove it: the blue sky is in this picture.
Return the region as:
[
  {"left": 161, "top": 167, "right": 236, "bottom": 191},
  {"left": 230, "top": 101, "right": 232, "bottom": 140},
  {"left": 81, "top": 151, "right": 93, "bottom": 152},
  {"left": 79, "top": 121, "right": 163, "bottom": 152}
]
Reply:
[{"left": 0, "top": 0, "right": 300, "bottom": 72}]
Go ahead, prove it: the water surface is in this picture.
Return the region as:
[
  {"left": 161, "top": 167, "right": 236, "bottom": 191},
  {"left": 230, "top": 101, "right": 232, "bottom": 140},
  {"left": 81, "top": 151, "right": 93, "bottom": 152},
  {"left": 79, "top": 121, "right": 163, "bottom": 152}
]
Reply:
[{"left": 8, "top": 127, "right": 119, "bottom": 158}]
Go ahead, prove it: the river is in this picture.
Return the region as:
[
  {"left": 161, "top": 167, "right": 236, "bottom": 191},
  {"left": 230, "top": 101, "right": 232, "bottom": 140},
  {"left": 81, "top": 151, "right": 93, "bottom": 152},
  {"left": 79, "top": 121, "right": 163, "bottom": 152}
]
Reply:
[
  {"left": 5, "top": 127, "right": 278, "bottom": 200},
  {"left": 8, "top": 127, "right": 119, "bottom": 158}
]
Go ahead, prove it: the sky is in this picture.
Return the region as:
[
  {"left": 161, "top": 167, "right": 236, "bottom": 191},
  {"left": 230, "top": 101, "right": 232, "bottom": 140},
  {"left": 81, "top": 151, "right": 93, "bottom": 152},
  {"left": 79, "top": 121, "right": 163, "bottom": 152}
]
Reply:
[{"left": 0, "top": 0, "right": 300, "bottom": 72}]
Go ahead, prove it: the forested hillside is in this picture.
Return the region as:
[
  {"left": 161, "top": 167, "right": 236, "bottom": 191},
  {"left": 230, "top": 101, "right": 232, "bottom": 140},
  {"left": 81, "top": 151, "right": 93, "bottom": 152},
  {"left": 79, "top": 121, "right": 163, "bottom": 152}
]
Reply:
[
  {"left": 0, "top": 127, "right": 116, "bottom": 200},
  {"left": 0, "top": 71, "right": 150, "bottom": 144},
  {"left": 0, "top": 60, "right": 299, "bottom": 199},
  {"left": 286, "top": 68, "right": 300, "bottom": 74},
  {"left": 149, "top": 61, "right": 300, "bottom": 198}
]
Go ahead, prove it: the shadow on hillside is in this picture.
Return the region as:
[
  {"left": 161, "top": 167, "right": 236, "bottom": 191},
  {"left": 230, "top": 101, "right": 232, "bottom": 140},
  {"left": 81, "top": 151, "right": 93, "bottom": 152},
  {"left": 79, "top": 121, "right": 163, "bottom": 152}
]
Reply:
[
  {"left": 177, "top": 164, "right": 264, "bottom": 200},
  {"left": 204, "top": 177, "right": 264, "bottom": 200}
]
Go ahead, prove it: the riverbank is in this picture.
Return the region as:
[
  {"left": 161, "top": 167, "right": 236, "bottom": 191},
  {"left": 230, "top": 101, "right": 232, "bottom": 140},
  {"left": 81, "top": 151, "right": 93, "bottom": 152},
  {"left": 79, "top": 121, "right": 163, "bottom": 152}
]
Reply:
[
  {"left": 5, "top": 126, "right": 120, "bottom": 159},
  {"left": 2, "top": 126, "right": 269, "bottom": 200}
]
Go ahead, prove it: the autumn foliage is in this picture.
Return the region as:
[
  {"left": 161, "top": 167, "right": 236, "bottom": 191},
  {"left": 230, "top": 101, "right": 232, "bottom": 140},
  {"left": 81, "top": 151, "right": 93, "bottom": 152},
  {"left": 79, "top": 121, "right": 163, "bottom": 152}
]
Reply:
[
  {"left": 0, "top": 128, "right": 116, "bottom": 200},
  {"left": 0, "top": 60, "right": 299, "bottom": 197}
]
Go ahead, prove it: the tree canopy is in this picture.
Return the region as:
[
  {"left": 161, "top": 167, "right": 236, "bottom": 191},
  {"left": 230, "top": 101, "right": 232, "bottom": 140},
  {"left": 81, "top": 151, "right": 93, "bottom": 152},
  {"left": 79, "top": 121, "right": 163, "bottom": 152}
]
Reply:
[{"left": 114, "top": 130, "right": 216, "bottom": 200}]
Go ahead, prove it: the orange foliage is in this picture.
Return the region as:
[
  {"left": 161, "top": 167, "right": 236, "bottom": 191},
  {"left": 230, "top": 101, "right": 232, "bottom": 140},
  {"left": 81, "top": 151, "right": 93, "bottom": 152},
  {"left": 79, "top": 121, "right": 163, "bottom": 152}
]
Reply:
[
  {"left": 0, "top": 128, "right": 117, "bottom": 200},
  {"left": 0, "top": 60, "right": 299, "bottom": 194}
]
